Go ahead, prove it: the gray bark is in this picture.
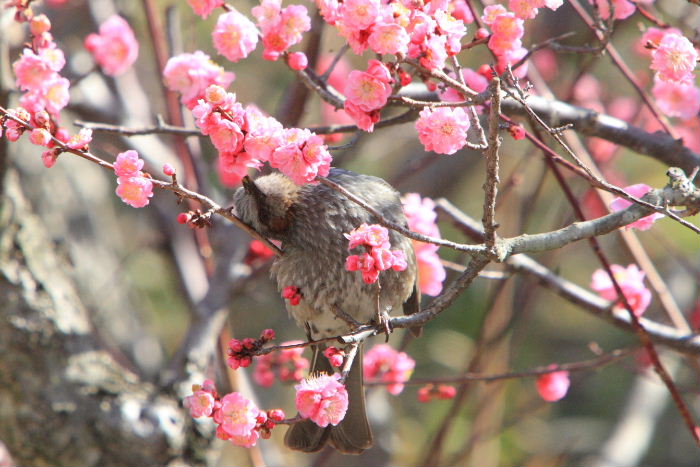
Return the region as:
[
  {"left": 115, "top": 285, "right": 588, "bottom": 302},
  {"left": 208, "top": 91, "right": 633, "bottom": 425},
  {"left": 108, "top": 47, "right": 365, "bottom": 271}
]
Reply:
[{"left": 0, "top": 168, "right": 212, "bottom": 466}]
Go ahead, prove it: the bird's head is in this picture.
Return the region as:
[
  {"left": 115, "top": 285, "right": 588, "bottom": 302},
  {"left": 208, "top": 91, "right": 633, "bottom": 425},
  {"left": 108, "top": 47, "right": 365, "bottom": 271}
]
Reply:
[{"left": 233, "top": 173, "right": 300, "bottom": 239}]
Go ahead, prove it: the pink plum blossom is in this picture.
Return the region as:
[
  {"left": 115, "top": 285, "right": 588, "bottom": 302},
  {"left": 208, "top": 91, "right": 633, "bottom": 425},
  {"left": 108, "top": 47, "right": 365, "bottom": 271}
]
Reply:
[
  {"left": 363, "top": 344, "right": 415, "bottom": 395},
  {"left": 536, "top": 368, "right": 570, "bottom": 402},
  {"left": 184, "top": 390, "right": 216, "bottom": 418},
  {"left": 609, "top": 183, "right": 664, "bottom": 231},
  {"left": 340, "top": 0, "right": 380, "bottom": 30},
  {"left": 509, "top": 0, "right": 542, "bottom": 19},
  {"left": 13, "top": 49, "right": 58, "bottom": 91},
  {"left": 415, "top": 106, "right": 470, "bottom": 155},
  {"left": 295, "top": 373, "right": 349, "bottom": 427},
  {"left": 29, "top": 128, "right": 52, "bottom": 147},
  {"left": 84, "top": 15, "right": 139, "bottom": 76},
  {"left": 252, "top": 0, "right": 311, "bottom": 60},
  {"left": 113, "top": 150, "right": 144, "bottom": 177},
  {"left": 215, "top": 392, "right": 260, "bottom": 438},
  {"left": 651, "top": 33, "right": 698, "bottom": 84},
  {"left": 344, "top": 100, "right": 380, "bottom": 132},
  {"left": 368, "top": 22, "right": 410, "bottom": 56},
  {"left": 652, "top": 76, "right": 700, "bottom": 121},
  {"left": 590, "top": 264, "right": 652, "bottom": 317},
  {"left": 482, "top": 5, "right": 508, "bottom": 25},
  {"left": 187, "top": 0, "right": 224, "bottom": 18},
  {"left": 344, "top": 61, "right": 393, "bottom": 112},
  {"left": 66, "top": 128, "right": 92, "bottom": 150},
  {"left": 115, "top": 175, "right": 154, "bottom": 208},
  {"left": 212, "top": 10, "right": 259, "bottom": 63}
]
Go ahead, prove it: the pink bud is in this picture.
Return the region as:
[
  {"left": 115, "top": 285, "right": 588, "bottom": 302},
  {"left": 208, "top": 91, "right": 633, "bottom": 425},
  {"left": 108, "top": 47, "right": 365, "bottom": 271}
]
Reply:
[
  {"left": 436, "top": 385, "right": 457, "bottom": 399},
  {"left": 227, "top": 356, "right": 241, "bottom": 370},
  {"left": 239, "top": 356, "right": 252, "bottom": 367},
  {"left": 288, "top": 52, "right": 308, "bottom": 71},
  {"left": 229, "top": 338, "right": 244, "bottom": 353},
  {"left": 261, "top": 329, "right": 276, "bottom": 341},
  {"left": 475, "top": 28, "right": 490, "bottom": 40},
  {"left": 34, "top": 110, "right": 50, "bottom": 127},
  {"left": 242, "top": 337, "right": 256, "bottom": 349},
  {"left": 509, "top": 124, "right": 526, "bottom": 140},
  {"left": 177, "top": 212, "right": 192, "bottom": 224},
  {"left": 417, "top": 385, "right": 433, "bottom": 403},
  {"left": 30, "top": 14, "right": 51, "bottom": 35},
  {"left": 268, "top": 408, "right": 285, "bottom": 422},
  {"left": 162, "top": 163, "right": 176, "bottom": 176}
]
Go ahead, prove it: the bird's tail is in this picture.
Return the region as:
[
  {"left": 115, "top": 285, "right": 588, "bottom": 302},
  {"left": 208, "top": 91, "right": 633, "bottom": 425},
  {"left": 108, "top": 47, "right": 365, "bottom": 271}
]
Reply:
[{"left": 284, "top": 345, "right": 372, "bottom": 454}]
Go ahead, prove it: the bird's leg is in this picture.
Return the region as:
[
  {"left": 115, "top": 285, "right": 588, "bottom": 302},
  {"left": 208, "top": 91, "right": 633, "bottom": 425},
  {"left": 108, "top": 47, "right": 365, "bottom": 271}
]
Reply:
[
  {"left": 374, "top": 283, "right": 392, "bottom": 341},
  {"left": 331, "top": 305, "right": 363, "bottom": 328}
]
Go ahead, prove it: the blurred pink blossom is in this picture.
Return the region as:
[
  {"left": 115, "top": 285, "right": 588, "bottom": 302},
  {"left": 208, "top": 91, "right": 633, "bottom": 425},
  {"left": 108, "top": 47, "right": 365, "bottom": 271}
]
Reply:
[{"left": 84, "top": 15, "right": 139, "bottom": 76}]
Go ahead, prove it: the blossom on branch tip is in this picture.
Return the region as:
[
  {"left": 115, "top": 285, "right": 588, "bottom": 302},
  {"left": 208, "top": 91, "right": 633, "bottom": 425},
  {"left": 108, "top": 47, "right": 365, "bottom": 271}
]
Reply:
[
  {"left": 295, "top": 373, "right": 349, "bottom": 427},
  {"left": 84, "top": 15, "right": 139, "bottom": 76}
]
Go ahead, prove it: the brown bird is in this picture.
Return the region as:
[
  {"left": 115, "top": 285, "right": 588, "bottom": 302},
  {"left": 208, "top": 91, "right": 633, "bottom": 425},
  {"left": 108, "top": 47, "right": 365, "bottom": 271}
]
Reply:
[{"left": 233, "top": 167, "right": 419, "bottom": 454}]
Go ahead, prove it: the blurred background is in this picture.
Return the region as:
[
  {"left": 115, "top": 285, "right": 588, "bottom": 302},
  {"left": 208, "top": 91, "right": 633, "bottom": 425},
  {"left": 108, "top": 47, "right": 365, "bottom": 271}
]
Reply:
[{"left": 1, "top": 0, "right": 698, "bottom": 465}]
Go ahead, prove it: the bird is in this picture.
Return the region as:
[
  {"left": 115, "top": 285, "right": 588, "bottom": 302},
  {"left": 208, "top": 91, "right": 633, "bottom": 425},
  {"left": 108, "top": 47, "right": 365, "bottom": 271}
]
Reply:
[{"left": 233, "top": 167, "right": 419, "bottom": 454}]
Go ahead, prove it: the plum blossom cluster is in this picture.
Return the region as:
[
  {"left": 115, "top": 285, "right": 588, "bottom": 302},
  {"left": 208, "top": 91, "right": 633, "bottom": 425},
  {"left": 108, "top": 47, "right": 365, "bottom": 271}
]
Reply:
[
  {"left": 113, "top": 150, "right": 154, "bottom": 208},
  {"left": 317, "top": 0, "right": 467, "bottom": 71},
  {"left": 84, "top": 15, "right": 139, "bottom": 76},
  {"left": 402, "top": 193, "right": 446, "bottom": 296},
  {"left": 163, "top": 51, "right": 235, "bottom": 109},
  {"left": 344, "top": 223, "right": 408, "bottom": 284},
  {"left": 363, "top": 343, "right": 415, "bottom": 395},
  {"left": 609, "top": 184, "right": 663, "bottom": 231},
  {"left": 295, "top": 373, "right": 349, "bottom": 427},
  {"left": 227, "top": 328, "right": 277, "bottom": 370},
  {"left": 253, "top": 340, "right": 310, "bottom": 387},
  {"left": 11, "top": 14, "right": 70, "bottom": 128},
  {"left": 641, "top": 28, "right": 700, "bottom": 121},
  {"left": 252, "top": 0, "right": 311, "bottom": 61},
  {"left": 482, "top": 5, "right": 527, "bottom": 78},
  {"left": 188, "top": 84, "right": 331, "bottom": 186},
  {"left": 183, "top": 380, "right": 285, "bottom": 447},
  {"left": 417, "top": 383, "right": 457, "bottom": 403},
  {"left": 343, "top": 60, "right": 393, "bottom": 132},
  {"left": 536, "top": 367, "right": 570, "bottom": 402},
  {"left": 590, "top": 264, "right": 652, "bottom": 317}
]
